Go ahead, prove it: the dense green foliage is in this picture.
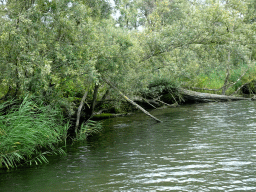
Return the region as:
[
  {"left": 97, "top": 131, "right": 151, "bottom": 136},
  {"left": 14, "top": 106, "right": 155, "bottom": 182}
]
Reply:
[
  {"left": 1, "top": 0, "right": 256, "bottom": 168},
  {"left": 1, "top": 0, "right": 256, "bottom": 103},
  {"left": 0, "top": 96, "right": 69, "bottom": 168}
]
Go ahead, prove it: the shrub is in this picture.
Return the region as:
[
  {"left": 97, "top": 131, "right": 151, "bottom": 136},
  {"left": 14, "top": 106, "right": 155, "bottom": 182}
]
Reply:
[{"left": 142, "top": 76, "right": 178, "bottom": 99}]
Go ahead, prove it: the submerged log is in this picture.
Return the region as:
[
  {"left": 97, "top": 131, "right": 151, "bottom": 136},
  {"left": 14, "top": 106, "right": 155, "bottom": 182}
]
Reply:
[{"left": 178, "top": 88, "right": 251, "bottom": 102}]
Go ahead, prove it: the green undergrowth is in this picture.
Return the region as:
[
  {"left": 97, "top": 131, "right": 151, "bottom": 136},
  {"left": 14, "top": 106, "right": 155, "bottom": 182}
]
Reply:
[
  {"left": 189, "top": 63, "right": 256, "bottom": 95},
  {"left": 141, "top": 76, "right": 179, "bottom": 99},
  {"left": 76, "top": 120, "right": 102, "bottom": 141},
  {"left": 191, "top": 71, "right": 224, "bottom": 91},
  {"left": 0, "top": 96, "right": 70, "bottom": 169}
]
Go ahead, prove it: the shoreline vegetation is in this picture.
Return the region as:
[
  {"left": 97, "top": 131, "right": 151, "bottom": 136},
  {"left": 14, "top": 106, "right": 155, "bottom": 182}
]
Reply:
[
  {"left": 0, "top": 96, "right": 105, "bottom": 169},
  {"left": 2, "top": 0, "right": 256, "bottom": 169},
  {"left": 0, "top": 97, "right": 69, "bottom": 169},
  {"left": 0, "top": 87, "right": 254, "bottom": 169}
]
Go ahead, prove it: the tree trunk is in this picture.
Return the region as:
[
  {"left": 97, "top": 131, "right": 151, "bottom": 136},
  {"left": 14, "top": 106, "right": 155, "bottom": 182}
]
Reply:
[
  {"left": 75, "top": 88, "right": 89, "bottom": 136},
  {"left": 222, "top": 51, "right": 230, "bottom": 95},
  {"left": 14, "top": 58, "right": 20, "bottom": 98},
  {"left": 178, "top": 88, "right": 250, "bottom": 102},
  {"left": 90, "top": 84, "right": 100, "bottom": 116},
  {"left": 102, "top": 76, "right": 162, "bottom": 123},
  {"left": 101, "top": 89, "right": 109, "bottom": 102}
]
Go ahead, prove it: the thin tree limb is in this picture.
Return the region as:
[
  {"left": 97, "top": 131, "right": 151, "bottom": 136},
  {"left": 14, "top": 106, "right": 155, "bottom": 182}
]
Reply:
[
  {"left": 102, "top": 76, "right": 162, "bottom": 123},
  {"left": 142, "top": 98, "right": 157, "bottom": 109},
  {"left": 90, "top": 83, "right": 100, "bottom": 116},
  {"left": 230, "top": 82, "right": 249, "bottom": 96}
]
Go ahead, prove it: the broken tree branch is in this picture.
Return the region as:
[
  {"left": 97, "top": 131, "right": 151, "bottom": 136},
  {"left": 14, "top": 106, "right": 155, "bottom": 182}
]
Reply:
[{"left": 102, "top": 76, "right": 162, "bottom": 123}]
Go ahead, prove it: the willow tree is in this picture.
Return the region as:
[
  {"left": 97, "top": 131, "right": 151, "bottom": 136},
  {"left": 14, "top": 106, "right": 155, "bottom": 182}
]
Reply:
[
  {"left": 188, "top": 0, "right": 255, "bottom": 94},
  {"left": 133, "top": 0, "right": 256, "bottom": 95},
  {"left": 0, "top": 1, "right": 104, "bottom": 103}
]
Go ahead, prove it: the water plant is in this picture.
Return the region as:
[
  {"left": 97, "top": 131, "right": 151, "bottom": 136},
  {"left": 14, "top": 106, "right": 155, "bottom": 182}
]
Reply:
[
  {"left": 0, "top": 96, "right": 70, "bottom": 169},
  {"left": 76, "top": 120, "right": 102, "bottom": 141}
]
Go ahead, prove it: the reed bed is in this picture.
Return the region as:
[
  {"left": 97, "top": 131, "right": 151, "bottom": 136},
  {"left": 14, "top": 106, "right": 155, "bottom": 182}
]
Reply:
[{"left": 0, "top": 96, "right": 70, "bottom": 169}]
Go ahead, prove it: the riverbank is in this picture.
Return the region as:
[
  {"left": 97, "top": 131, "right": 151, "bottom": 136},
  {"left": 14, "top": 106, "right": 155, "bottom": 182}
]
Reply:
[
  {"left": 0, "top": 87, "right": 253, "bottom": 169},
  {"left": 1, "top": 100, "right": 256, "bottom": 191}
]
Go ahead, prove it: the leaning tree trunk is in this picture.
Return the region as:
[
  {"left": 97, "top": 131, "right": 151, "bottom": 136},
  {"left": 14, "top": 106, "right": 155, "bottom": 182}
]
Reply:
[
  {"left": 90, "top": 84, "right": 100, "bottom": 116},
  {"left": 102, "top": 76, "right": 162, "bottom": 123},
  {"left": 75, "top": 88, "right": 89, "bottom": 136}
]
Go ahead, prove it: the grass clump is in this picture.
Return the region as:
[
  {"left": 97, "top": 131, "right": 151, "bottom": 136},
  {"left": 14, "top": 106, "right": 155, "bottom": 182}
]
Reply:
[
  {"left": 0, "top": 96, "right": 70, "bottom": 169},
  {"left": 76, "top": 120, "right": 102, "bottom": 141}
]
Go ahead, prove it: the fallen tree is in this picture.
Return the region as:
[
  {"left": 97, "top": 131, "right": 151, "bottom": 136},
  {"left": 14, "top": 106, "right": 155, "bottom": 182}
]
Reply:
[
  {"left": 102, "top": 76, "right": 163, "bottom": 123},
  {"left": 178, "top": 88, "right": 251, "bottom": 102}
]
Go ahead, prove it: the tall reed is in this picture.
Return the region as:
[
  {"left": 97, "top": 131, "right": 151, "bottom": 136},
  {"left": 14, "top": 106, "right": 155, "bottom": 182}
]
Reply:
[
  {"left": 76, "top": 120, "right": 102, "bottom": 141},
  {"left": 0, "top": 96, "right": 70, "bottom": 169}
]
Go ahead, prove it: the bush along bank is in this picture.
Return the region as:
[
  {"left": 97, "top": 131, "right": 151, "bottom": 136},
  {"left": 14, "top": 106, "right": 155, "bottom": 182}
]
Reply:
[
  {"left": 1, "top": 78, "right": 251, "bottom": 169},
  {"left": 0, "top": 96, "right": 103, "bottom": 169}
]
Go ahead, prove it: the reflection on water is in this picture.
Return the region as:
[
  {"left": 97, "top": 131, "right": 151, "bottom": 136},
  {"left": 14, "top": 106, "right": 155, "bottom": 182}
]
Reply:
[{"left": 1, "top": 101, "right": 256, "bottom": 191}]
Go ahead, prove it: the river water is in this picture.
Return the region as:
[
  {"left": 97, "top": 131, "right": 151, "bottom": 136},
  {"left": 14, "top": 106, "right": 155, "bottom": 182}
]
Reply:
[{"left": 1, "top": 101, "right": 256, "bottom": 191}]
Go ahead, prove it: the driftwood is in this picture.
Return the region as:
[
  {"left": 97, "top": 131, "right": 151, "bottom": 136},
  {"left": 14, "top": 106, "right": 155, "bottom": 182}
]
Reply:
[
  {"left": 92, "top": 112, "right": 133, "bottom": 120},
  {"left": 178, "top": 88, "right": 251, "bottom": 102}
]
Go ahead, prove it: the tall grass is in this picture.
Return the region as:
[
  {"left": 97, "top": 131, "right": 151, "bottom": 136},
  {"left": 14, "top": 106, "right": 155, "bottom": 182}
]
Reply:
[
  {"left": 76, "top": 120, "right": 102, "bottom": 141},
  {"left": 0, "top": 96, "right": 70, "bottom": 169},
  {"left": 190, "top": 63, "right": 256, "bottom": 95},
  {"left": 193, "top": 71, "right": 225, "bottom": 91}
]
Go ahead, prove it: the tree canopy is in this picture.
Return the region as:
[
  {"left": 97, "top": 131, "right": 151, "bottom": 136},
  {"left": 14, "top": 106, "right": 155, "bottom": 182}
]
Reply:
[{"left": 0, "top": 0, "right": 256, "bottom": 108}]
